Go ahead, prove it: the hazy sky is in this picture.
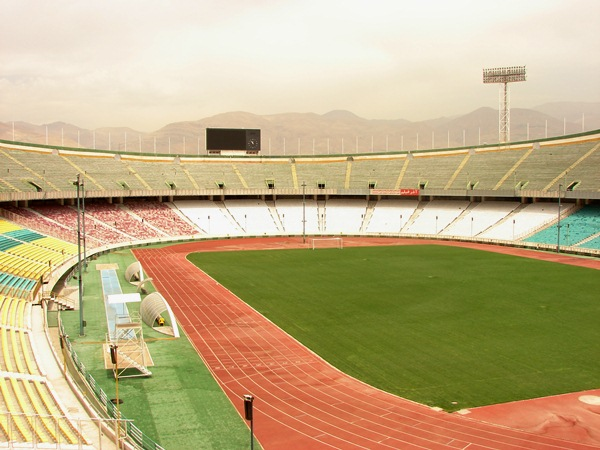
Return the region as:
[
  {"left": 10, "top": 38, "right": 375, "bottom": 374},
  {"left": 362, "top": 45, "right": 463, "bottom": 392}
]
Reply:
[{"left": 1, "top": 0, "right": 598, "bottom": 131}]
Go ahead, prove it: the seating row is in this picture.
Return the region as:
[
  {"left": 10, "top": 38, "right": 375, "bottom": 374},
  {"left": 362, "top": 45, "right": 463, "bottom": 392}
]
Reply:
[{"left": 1, "top": 136, "right": 599, "bottom": 193}]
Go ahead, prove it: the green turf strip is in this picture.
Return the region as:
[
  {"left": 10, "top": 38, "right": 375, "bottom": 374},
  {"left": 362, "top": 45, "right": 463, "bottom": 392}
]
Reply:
[
  {"left": 188, "top": 245, "right": 600, "bottom": 412},
  {"left": 60, "top": 249, "right": 254, "bottom": 450}
]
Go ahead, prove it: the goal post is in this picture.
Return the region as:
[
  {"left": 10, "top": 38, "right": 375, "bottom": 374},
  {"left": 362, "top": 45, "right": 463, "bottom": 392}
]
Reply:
[{"left": 310, "top": 237, "right": 344, "bottom": 250}]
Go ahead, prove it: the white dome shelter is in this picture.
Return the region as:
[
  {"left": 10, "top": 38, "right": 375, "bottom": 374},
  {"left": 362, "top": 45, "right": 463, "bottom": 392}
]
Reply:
[
  {"left": 141, "top": 292, "right": 180, "bottom": 337},
  {"left": 125, "top": 261, "right": 143, "bottom": 283}
]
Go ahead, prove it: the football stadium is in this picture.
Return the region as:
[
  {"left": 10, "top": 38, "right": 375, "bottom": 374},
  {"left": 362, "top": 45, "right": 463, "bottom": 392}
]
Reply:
[{"left": 0, "top": 128, "right": 599, "bottom": 450}]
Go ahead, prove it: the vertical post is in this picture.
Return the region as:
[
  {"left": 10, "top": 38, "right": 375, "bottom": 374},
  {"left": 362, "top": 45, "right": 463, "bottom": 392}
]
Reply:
[
  {"left": 75, "top": 174, "right": 84, "bottom": 336},
  {"left": 243, "top": 395, "right": 254, "bottom": 450},
  {"left": 557, "top": 184, "right": 562, "bottom": 253},
  {"left": 81, "top": 178, "right": 87, "bottom": 272},
  {"left": 302, "top": 182, "right": 306, "bottom": 244},
  {"left": 110, "top": 345, "right": 121, "bottom": 449}
]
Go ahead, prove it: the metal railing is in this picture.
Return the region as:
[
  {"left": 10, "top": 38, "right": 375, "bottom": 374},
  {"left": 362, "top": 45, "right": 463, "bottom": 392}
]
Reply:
[{"left": 58, "top": 319, "right": 165, "bottom": 450}]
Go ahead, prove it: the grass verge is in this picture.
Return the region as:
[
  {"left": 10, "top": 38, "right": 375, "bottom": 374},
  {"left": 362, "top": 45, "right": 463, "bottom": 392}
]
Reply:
[{"left": 60, "top": 249, "right": 254, "bottom": 450}]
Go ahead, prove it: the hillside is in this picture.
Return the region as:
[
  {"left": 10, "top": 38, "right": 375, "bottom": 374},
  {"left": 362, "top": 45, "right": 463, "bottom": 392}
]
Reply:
[{"left": 1, "top": 103, "right": 599, "bottom": 156}]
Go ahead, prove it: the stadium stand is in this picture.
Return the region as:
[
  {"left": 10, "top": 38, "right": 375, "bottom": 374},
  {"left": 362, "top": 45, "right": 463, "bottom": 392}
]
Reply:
[
  {"left": 365, "top": 199, "right": 419, "bottom": 233},
  {"left": 0, "top": 130, "right": 598, "bottom": 448},
  {"left": 323, "top": 198, "right": 368, "bottom": 234},
  {"left": 403, "top": 200, "right": 471, "bottom": 235},
  {"left": 479, "top": 202, "right": 576, "bottom": 241},
  {"left": 440, "top": 201, "right": 521, "bottom": 237},
  {"left": 124, "top": 200, "right": 199, "bottom": 236},
  {"left": 224, "top": 199, "right": 280, "bottom": 235},
  {"left": 525, "top": 204, "right": 600, "bottom": 247}
]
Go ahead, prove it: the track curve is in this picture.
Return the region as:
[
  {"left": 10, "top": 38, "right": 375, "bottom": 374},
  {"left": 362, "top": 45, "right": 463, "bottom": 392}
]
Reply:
[{"left": 133, "top": 237, "right": 600, "bottom": 449}]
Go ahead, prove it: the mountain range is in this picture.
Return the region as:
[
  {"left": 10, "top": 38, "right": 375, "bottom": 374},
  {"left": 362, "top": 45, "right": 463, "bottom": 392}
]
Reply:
[{"left": 1, "top": 102, "right": 598, "bottom": 156}]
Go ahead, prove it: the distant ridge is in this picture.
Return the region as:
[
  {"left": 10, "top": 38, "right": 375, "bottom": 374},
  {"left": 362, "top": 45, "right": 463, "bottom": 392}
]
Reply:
[{"left": 1, "top": 102, "right": 599, "bottom": 156}]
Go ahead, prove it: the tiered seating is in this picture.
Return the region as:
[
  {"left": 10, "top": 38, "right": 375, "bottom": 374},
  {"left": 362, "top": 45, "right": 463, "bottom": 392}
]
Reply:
[
  {"left": 584, "top": 235, "right": 600, "bottom": 249},
  {"left": 274, "top": 199, "right": 320, "bottom": 234},
  {"left": 126, "top": 159, "right": 197, "bottom": 190},
  {"left": 404, "top": 200, "right": 470, "bottom": 235},
  {"left": 0, "top": 149, "right": 46, "bottom": 193},
  {"left": 0, "top": 289, "right": 81, "bottom": 445},
  {"left": 29, "top": 204, "right": 126, "bottom": 245},
  {"left": 62, "top": 153, "right": 146, "bottom": 191},
  {"left": 224, "top": 199, "right": 280, "bottom": 235},
  {"left": 125, "top": 201, "right": 199, "bottom": 236},
  {"left": 480, "top": 202, "right": 576, "bottom": 241},
  {"left": 366, "top": 200, "right": 419, "bottom": 233},
  {"left": 0, "top": 220, "right": 22, "bottom": 234},
  {"left": 511, "top": 142, "right": 597, "bottom": 191},
  {"left": 324, "top": 199, "right": 368, "bottom": 234},
  {"left": 554, "top": 142, "right": 600, "bottom": 191},
  {"left": 440, "top": 201, "right": 521, "bottom": 238},
  {"left": 174, "top": 200, "right": 240, "bottom": 236},
  {"left": 448, "top": 147, "right": 527, "bottom": 190},
  {"left": 0, "top": 220, "right": 78, "bottom": 278},
  {"left": 295, "top": 159, "right": 347, "bottom": 189},
  {"left": 85, "top": 203, "right": 166, "bottom": 241},
  {"left": 184, "top": 161, "right": 244, "bottom": 189},
  {"left": 350, "top": 157, "right": 406, "bottom": 189},
  {"left": 0, "top": 273, "right": 36, "bottom": 298},
  {"left": 234, "top": 160, "right": 295, "bottom": 189},
  {"left": 525, "top": 204, "right": 600, "bottom": 247},
  {"left": 2, "top": 148, "right": 75, "bottom": 191},
  {"left": 32, "top": 236, "right": 78, "bottom": 256},
  {"left": 0, "top": 205, "right": 78, "bottom": 244},
  {"left": 402, "top": 153, "right": 468, "bottom": 190},
  {"left": 0, "top": 252, "right": 50, "bottom": 279}
]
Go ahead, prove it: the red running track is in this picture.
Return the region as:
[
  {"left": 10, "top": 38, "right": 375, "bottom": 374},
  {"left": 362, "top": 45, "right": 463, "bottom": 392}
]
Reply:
[{"left": 133, "top": 237, "right": 600, "bottom": 449}]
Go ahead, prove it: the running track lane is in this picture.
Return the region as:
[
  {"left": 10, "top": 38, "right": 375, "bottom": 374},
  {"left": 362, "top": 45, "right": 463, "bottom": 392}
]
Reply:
[{"left": 133, "top": 238, "right": 600, "bottom": 450}]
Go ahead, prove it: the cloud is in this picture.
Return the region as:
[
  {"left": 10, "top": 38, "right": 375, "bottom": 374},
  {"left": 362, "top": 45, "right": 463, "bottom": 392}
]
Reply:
[{"left": 0, "top": 0, "right": 598, "bottom": 130}]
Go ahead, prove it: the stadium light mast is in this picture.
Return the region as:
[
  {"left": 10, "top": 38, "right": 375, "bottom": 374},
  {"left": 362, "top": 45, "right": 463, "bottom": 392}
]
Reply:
[{"left": 483, "top": 66, "right": 526, "bottom": 143}]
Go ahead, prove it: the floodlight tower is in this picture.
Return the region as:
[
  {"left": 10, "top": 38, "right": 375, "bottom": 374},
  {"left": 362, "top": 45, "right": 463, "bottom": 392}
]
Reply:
[{"left": 483, "top": 66, "right": 527, "bottom": 143}]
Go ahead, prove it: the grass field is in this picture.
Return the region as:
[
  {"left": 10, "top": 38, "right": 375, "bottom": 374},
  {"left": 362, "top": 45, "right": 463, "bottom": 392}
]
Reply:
[
  {"left": 188, "top": 244, "right": 600, "bottom": 412},
  {"left": 60, "top": 249, "right": 255, "bottom": 450}
]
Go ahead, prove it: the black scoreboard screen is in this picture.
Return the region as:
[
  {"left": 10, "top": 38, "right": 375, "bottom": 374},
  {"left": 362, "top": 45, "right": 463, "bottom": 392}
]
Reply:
[{"left": 206, "top": 128, "right": 261, "bottom": 151}]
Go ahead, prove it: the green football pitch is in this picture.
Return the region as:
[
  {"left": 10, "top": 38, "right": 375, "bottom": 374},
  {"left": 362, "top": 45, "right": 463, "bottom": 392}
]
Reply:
[{"left": 188, "top": 244, "right": 600, "bottom": 412}]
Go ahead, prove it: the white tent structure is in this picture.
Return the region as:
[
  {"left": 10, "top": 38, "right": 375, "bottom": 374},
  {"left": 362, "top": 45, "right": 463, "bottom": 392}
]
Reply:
[{"left": 141, "top": 292, "right": 180, "bottom": 338}]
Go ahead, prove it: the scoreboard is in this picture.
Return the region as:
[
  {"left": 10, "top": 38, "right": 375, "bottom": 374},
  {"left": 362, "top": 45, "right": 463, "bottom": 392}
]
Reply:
[{"left": 206, "top": 128, "right": 261, "bottom": 154}]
